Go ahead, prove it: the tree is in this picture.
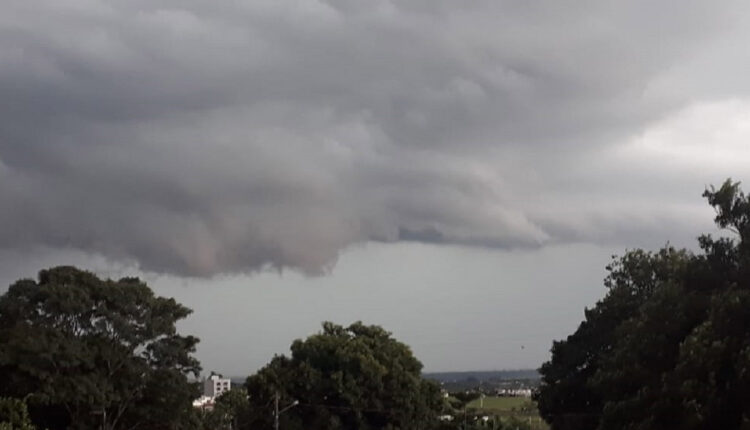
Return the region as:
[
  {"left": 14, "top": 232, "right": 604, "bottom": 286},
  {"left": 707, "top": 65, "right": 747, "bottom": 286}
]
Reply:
[
  {"left": 535, "top": 247, "right": 690, "bottom": 430},
  {"left": 0, "top": 397, "right": 35, "bottom": 430},
  {"left": 198, "top": 388, "right": 250, "bottom": 430},
  {"left": 592, "top": 180, "right": 750, "bottom": 430},
  {"left": 243, "top": 321, "right": 444, "bottom": 430},
  {"left": 536, "top": 180, "right": 750, "bottom": 430},
  {"left": 0, "top": 266, "right": 201, "bottom": 430},
  {"left": 668, "top": 288, "right": 750, "bottom": 429}
]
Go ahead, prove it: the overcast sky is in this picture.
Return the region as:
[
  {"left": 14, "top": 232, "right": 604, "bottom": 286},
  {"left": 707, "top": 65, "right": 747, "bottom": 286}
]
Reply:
[{"left": 2, "top": 0, "right": 750, "bottom": 375}]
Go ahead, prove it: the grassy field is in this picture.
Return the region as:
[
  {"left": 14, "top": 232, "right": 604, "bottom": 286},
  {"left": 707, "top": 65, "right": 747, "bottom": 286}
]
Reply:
[
  {"left": 466, "top": 396, "right": 529, "bottom": 411},
  {"left": 466, "top": 396, "right": 548, "bottom": 430}
]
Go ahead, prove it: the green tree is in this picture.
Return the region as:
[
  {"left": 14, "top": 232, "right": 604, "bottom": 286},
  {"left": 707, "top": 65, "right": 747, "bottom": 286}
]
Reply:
[
  {"left": 243, "top": 321, "right": 444, "bottom": 430},
  {"left": 450, "top": 392, "right": 481, "bottom": 408},
  {"left": 199, "top": 388, "right": 250, "bottom": 430},
  {"left": 496, "top": 416, "right": 531, "bottom": 430},
  {"left": 535, "top": 247, "right": 690, "bottom": 430},
  {"left": 668, "top": 288, "right": 750, "bottom": 429},
  {"left": 0, "top": 397, "right": 35, "bottom": 430},
  {"left": 536, "top": 179, "right": 750, "bottom": 430},
  {"left": 0, "top": 266, "right": 201, "bottom": 430},
  {"left": 592, "top": 180, "right": 750, "bottom": 430}
]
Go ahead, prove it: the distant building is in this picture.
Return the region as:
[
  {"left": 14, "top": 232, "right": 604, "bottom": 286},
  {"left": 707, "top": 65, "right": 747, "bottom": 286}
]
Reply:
[
  {"left": 495, "top": 388, "right": 533, "bottom": 397},
  {"left": 203, "top": 374, "right": 231, "bottom": 398},
  {"left": 192, "top": 395, "right": 215, "bottom": 410}
]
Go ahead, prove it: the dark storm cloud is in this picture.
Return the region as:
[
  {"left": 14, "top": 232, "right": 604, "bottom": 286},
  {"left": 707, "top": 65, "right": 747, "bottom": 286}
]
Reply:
[{"left": 2, "top": 0, "right": 749, "bottom": 276}]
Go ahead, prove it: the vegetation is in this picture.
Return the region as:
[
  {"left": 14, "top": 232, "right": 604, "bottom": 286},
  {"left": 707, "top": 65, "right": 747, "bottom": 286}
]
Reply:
[
  {"left": 0, "top": 267, "right": 201, "bottom": 430},
  {"left": 536, "top": 179, "right": 750, "bottom": 430},
  {"left": 242, "top": 321, "right": 444, "bottom": 430},
  {"left": 0, "top": 271, "right": 446, "bottom": 430},
  {"left": 197, "top": 387, "right": 250, "bottom": 430},
  {"left": 462, "top": 397, "right": 546, "bottom": 430},
  {"left": 467, "top": 396, "right": 530, "bottom": 411},
  {"left": 0, "top": 397, "right": 35, "bottom": 430},
  {"left": 425, "top": 371, "right": 539, "bottom": 393}
]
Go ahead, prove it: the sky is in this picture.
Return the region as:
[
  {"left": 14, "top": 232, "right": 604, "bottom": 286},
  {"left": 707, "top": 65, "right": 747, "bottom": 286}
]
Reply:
[{"left": 2, "top": 0, "right": 750, "bottom": 375}]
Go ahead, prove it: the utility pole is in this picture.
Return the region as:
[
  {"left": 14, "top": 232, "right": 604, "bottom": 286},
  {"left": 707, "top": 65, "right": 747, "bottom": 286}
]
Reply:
[
  {"left": 272, "top": 391, "right": 299, "bottom": 430},
  {"left": 274, "top": 391, "right": 279, "bottom": 430}
]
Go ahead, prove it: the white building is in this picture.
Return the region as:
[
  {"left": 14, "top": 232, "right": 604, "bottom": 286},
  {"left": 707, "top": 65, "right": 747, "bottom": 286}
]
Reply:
[
  {"left": 496, "top": 388, "right": 533, "bottom": 397},
  {"left": 192, "top": 395, "right": 215, "bottom": 410},
  {"left": 203, "top": 374, "right": 231, "bottom": 398}
]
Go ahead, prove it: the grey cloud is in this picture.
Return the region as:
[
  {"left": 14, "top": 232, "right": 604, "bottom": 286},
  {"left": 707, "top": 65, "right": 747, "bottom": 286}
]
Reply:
[{"left": 1, "top": 0, "right": 749, "bottom": 276}]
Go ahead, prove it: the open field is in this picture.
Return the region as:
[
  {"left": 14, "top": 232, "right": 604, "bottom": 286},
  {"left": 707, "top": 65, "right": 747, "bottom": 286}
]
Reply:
[
  {"left": 466, "top": 396, "right": 549, "bottom": 430},
  {"left": 467, "top": 396, "right": 529, "bottom": 411}
]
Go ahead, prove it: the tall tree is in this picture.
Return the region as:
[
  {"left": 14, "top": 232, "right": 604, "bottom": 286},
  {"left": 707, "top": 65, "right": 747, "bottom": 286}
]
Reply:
[
  {"left": 535, "top": 247, "right": 690, "bottom": 430},
  {"left": 243, "top": 321, "right": 444, "bottom": 430},
  {"left": 0, "top": 266, "right": 201, "bottom": 430},
  {"left": 537, "top": 179, "right": 750, "bottom": 430}
]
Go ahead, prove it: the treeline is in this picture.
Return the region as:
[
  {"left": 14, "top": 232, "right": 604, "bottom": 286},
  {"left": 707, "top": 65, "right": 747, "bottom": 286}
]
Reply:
[
  {"left": 535, "top": 180, "right": 750, "bottom": 430},
  {"left": 0, "top": 267, "right": 509, "bottom": 429},
  {"left": 425, "top": 370, "right": 540, "bottom": 383}
]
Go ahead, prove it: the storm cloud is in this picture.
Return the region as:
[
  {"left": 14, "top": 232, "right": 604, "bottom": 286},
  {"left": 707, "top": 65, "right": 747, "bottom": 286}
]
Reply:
[{"left": 2, "top": 0, "right": 750, "bottom": 276}]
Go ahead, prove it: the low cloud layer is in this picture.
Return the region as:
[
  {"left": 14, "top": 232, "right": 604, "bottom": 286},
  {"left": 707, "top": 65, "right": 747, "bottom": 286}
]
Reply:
[{"left": 2, "top": 0, "right": 750, "bottom": 276}]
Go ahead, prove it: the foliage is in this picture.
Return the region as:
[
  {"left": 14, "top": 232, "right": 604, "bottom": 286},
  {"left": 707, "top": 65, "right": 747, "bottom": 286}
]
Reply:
[
  {"left": 0, "top": 266, "right": 201, "bottom": 429},
  {"left": 0, "top": 397, "right": 35, "bottom": 430},
  {"left": 536, "top": 179, "right": 750, "bottom": 430},
  {"left": 535, "top": 246, "right": 690, "bottom": 430},
  {"left": 435, "top": 413, "right": 534, "bottom": 430},
  {"left": 497, "top": 416, "right": 532, "bottom": 430},
  {"left": 198, "top": 388, "right": 250, "bottom": 430},
  {"left": 452, "top": 392, "right": 482, "bottom": 408},
  {"left": 243, "top": 321, "right": 444, "bottom": 430},
  {"left": 466, "top": 396, "right": 533, "bottom": 412}
]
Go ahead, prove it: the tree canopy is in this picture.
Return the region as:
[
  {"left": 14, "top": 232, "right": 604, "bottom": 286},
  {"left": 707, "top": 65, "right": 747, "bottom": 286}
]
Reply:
[
  {"left": 197, "top": 387, "right": 250, "bottom": 430},
  {"left": 536, "top": 179, "right": 750, "bottom": 430},
  {"left": 0, "top": 397, "right": 35, "bottom": 430},
  {"left": 243, "top": 321, "right": 444, "bottom": 430},
  {"left": 0, "top": 266, "right": 201, "bottom": 430}
]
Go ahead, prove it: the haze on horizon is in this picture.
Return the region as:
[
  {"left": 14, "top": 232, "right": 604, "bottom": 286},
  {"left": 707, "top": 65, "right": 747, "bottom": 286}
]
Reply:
[{"left": 2, "top": 0, "right": 750, "bottom": 375}]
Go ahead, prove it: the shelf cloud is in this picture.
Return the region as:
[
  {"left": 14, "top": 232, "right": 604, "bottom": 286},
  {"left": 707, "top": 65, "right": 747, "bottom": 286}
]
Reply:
[{"left": 2, "top": 0, "right": 750, "bottom": 276}]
